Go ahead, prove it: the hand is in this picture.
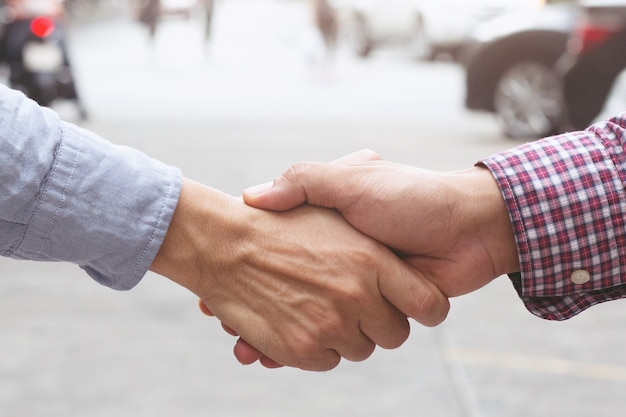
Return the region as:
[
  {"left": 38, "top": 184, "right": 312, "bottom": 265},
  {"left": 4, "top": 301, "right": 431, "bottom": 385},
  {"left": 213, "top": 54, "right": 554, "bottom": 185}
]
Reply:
[
  {"left": 243, "top": 150, "right": 520, "bottom": 300},
  {"left": 150, "top": 178, "right": 449, "bottom": 371},
  {"left": 198, "top": 299, "right": 283, "bottom": 368}
]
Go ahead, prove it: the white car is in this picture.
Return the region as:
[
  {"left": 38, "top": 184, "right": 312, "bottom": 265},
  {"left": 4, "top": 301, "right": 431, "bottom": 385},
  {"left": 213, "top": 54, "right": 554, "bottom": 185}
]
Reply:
[{"left": 338, "top": 0, "right": 547, "bottom": 59}]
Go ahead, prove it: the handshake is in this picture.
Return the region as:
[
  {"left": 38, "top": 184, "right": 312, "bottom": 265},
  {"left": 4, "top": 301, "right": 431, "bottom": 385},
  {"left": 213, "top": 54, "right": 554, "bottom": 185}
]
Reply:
[{"left": 150, "top": 150, "right": 520, "bottom": 371}]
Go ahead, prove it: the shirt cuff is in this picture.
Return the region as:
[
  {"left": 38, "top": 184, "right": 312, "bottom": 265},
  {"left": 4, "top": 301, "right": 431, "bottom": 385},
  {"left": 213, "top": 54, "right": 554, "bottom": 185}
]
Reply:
[
  {"left": 14, "top": 121, "right": 182, "bottom": 290},
  {"left": 479, "top": 116, "right": 626, "bottom": 320}
]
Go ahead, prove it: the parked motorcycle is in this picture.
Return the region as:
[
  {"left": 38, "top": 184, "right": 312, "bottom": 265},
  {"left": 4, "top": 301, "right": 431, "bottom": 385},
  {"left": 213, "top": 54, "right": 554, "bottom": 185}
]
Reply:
[{"left": 1, "top": 0, "right": 87, "bottom": 118}]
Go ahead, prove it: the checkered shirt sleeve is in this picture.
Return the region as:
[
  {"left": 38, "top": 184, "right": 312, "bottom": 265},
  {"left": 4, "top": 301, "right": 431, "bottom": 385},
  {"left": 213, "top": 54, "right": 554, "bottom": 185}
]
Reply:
[{"left": 479, "top": 114, "right": 626, "bottom": 320}]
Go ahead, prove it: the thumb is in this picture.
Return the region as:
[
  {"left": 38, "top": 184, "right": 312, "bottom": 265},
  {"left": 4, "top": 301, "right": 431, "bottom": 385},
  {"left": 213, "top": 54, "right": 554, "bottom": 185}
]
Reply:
[{"left": 243, "top": 149, "right": 381, "bottom": 212}]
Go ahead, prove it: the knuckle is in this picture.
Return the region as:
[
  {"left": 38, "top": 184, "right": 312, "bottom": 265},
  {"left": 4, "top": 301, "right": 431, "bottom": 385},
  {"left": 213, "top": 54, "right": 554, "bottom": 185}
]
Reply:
[
  {"left": 292, "top": 333, "right": 323, "bottom": 359},
  {"left": 380, "top": 318, "right": 410, "bottom": 350},
  {"left": 319, "top": 314, "right": 350, "bottom": 342},
  {"left": 410, "top": 289, "right": 450, "bottom": 327},
  {"left": 309, "top": 355, "right": 341, "bottom": 372},
  {"left": 275, "top": 162, "right": 313, "bottom": 203},
  {"left": 337, "top": 277, "right": 367, "bottom": 301},
  {"left": 282, "top": 162, "right": 309, "bottom": 188},
  {"left": 287, "top": 333, "right": 341, "bottom": 371},
  {"left": 347, "top": 341, "right": 376, "bottom": 363},
  {"left": 352, "top": 243, "right": 380, "bottom": 271}
]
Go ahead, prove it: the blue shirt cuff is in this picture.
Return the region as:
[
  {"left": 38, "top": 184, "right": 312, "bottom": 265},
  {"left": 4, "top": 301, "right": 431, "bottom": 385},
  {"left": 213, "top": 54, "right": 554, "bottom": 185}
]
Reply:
[{"left": 15, "top": 121, "right": 182, "bottom": 290}]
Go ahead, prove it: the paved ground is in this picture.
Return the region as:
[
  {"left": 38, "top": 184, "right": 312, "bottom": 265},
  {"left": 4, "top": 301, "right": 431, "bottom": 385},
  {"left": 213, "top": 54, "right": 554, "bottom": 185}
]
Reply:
[{"left": 2, "top": 1, "right": 626, "bottom": 416}]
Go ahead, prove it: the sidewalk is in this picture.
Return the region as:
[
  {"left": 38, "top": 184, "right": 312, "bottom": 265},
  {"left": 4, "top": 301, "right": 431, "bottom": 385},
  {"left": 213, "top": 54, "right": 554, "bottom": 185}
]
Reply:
[{"left": 2, "top": 257, "right": 625, "bottom": 417}]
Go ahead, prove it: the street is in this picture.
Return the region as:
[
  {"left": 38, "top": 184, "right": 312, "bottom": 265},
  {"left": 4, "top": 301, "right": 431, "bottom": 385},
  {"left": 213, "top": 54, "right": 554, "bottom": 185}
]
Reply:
[{"left": 2, "top": 1, "right": 626, "bottom": 416}]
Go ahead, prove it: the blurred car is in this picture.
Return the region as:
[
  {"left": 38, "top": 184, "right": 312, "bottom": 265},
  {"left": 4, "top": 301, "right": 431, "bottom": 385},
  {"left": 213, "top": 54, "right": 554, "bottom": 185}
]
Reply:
[
  {"left": 337, "top": 0, "right": 543, "bottom": 59},
  {"left": 561, "top": 0, "right": 626, "bottom": 129},
  {"left": 463, "top": 0, "right": 576, "bottom": 139}
]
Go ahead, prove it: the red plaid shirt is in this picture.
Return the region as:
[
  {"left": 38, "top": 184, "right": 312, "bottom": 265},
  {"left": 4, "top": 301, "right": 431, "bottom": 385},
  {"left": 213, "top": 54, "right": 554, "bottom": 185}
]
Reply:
[{"left": 480, "top": 114, "right": 626, "bottom": 320}]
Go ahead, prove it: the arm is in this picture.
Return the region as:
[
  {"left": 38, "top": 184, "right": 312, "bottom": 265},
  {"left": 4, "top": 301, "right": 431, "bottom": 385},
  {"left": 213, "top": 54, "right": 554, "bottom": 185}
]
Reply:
[
  {"left": 244, "top": 114, "right": 626, "bottom": 321},
  {"left": 480, "top": 115, "right": 626, "bottom": 320},
  {"left": 0, "top": 85, "right": 180, "bottom": 289},
  {"left": 0, "top": 87, "right": 450, "bottom": 371}
]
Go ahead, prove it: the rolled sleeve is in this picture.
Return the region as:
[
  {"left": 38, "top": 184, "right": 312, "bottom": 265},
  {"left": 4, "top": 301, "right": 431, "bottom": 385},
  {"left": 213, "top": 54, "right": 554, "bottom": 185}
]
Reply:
[
  {"left": 479, "top": 115, "right": 626, "bottom": 320},
  {"left": 1, "top": 86, "right": 181, "bottom": 290}
]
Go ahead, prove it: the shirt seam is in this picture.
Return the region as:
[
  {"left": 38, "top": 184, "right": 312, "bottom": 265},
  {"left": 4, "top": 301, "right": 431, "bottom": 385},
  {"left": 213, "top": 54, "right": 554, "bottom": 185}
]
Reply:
[
  {"left": 16, "top": 126, "right": 82, "bottom": 258},
  {"left": 127, "top": 166, "right": 178, "bottom": 282}
]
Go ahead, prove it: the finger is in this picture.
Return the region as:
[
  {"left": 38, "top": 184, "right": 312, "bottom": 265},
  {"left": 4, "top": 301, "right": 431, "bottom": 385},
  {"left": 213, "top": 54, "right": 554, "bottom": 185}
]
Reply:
[
  {"left": 220, "top": 305, "right": 344, "bottom": 371},
  {"left": 260, "top": 356, "right": 284, "bottom": 369},
  {"left": 260, "top": 356, "right": 283, "bottom": 369},
  {"left": 198, "top": 299, "right": 214, "bottom": 316},
  {"left": 333, "top": 337, "right": 376, "bottom": 363},
  {"left": 232, "top": 338, "right": 284, "bottom": 369},
  {"left": 244, "top": 162, "right": 349, "bottom": 211},
  {"left": 379, "top": 260, "right": 450, "bottom": 327},
  {"left": 198, "top": 300, "right": 239, "bottom": 336},
  {"left": 243, "top": 150, "right": 380, "bottom": 212},
  {"left": 233, "top": 338, "right": 265, "bottom": 365},
  {"left": 321, "top": 319, "right": 377, "bottom": 363},
  {"left": 350, "top": 245, "right": 413, "bottom": 350},
  {"left": 357, "top": 294, "right": 410, "bottom": 351},
  {"left": 222, "top": 323, "right": 238, "bottom": 337}
]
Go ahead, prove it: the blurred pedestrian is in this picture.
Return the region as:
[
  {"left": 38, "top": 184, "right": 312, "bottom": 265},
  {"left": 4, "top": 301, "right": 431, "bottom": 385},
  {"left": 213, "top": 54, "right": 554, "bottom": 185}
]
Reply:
[
  {"left": 203, "top": 0, "right": 214, "bottom": 41},
  {"left": 312, "top": 0, "right": 337, "bottom": 54},
  {"left": 135, "top": 0, "right": 160, "bottom": 40},
  {"left": 301, "top": 0, "right": 338, "bottom": 78}
]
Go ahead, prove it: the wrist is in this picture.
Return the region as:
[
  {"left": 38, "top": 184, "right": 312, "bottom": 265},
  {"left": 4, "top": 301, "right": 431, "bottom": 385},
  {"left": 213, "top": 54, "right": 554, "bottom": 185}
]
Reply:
[
  {"left": 150, "top": 178, "right": 249, "bottom": 296},
  {"left": 451, "top": 166, "right": 520, "bottom": 278}
]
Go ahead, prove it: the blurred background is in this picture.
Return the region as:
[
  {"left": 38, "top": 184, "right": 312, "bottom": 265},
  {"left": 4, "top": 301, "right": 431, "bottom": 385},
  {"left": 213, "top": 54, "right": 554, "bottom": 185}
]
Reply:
[{"left": 1, "top": 0, "right": 626, "bottom": 416}]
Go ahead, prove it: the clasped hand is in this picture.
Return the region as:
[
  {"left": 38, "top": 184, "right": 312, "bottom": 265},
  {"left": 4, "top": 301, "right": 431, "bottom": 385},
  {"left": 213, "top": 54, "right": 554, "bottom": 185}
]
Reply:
[{"left": 195, "top": 150, "right": 519, "bottom": 370}]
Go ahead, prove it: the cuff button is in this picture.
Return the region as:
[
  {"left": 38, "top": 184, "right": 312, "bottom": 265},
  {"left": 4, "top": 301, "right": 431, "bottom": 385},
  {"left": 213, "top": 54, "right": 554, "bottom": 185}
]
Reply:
[{"left": 571, "top": 270, "right": 591, "bottom": 285}]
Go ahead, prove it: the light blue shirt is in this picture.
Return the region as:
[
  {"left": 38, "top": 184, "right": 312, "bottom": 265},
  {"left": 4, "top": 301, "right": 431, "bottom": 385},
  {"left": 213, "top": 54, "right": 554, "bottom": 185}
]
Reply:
[{"left": 0, "top": 86, "right": 182, "bottom": 290}]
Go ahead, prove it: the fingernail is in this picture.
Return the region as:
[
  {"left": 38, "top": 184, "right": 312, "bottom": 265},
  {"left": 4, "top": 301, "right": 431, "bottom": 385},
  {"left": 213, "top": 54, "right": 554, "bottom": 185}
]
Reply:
[{"left": 244, "top": 181, "right": 274, "bottom": 196}]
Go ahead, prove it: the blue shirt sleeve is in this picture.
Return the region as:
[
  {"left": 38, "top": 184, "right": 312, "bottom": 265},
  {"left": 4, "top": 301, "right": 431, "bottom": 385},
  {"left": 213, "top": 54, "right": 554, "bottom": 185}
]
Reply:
[{"left": 0, "top": 86, "right": 182, "bottom": 290}]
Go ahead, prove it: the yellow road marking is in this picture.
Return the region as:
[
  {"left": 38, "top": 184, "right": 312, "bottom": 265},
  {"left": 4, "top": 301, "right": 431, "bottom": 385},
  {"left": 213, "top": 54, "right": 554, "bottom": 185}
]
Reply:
[{"left": 445, "top": 348, "right": 626, "bottom": 382}]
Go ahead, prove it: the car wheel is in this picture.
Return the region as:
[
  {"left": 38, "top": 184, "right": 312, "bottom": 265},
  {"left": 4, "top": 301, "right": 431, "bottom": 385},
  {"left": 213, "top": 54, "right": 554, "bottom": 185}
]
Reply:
[{"left": 494, "top": 61, "right": 564, "bottom": 139}]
